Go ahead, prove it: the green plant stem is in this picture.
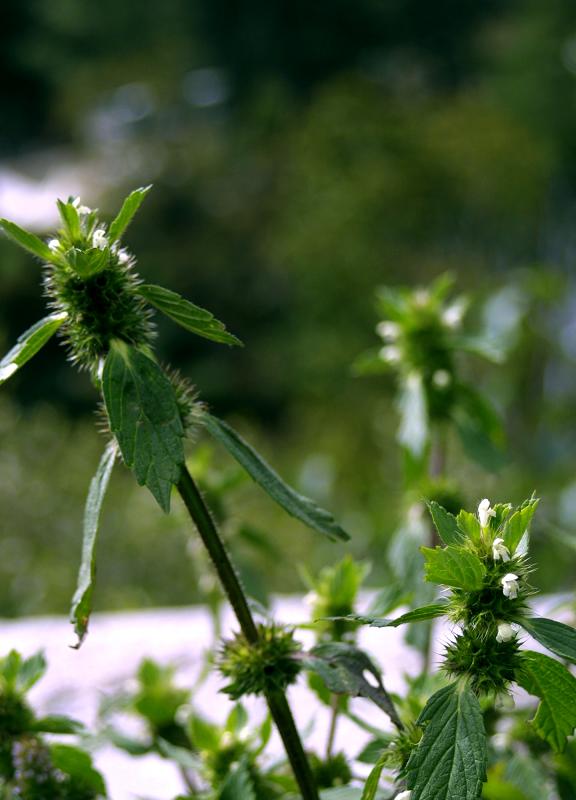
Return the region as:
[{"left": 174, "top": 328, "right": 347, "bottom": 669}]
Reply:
[
  {"left": 326, "top": 694, "right": 340, "bottom": 759},
  {"left": 177, "top": 466, "right": 319, "bottom": 800}
]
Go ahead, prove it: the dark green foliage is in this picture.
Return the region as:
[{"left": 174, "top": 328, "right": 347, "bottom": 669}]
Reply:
[
  {"left": 308, "top": 752, "right": 352, "bottom": 789},
  {"left": 443, "top": 630, "right": 522, "bottom": 696},
  {"left": 218, "top": 625, "right": 302, "bottom": 699}
]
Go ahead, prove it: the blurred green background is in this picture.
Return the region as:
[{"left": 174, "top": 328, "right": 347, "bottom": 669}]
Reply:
[{"left": 2, "top": 0, "right": 576, "bottom": 617}]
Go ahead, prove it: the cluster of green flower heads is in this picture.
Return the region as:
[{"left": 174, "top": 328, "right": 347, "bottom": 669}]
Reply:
[{"left": 218, "top": 624, "right": 302, "bottom": 699}]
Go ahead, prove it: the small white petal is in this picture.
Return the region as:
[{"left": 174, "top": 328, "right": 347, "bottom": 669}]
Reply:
[
  {"left": 92, "top": 229, "right": 108, "bottom": 250},
  {"left": 496, "top": 622, "right": 514, "bottom": 643},
  {"left": 48, "top": 239, "right": 60, "bottom": 251},
  {"left": 442, "top": 299, "right": 467, "bottom": 329},
  {"left": 396, "top": 792, "right": 412, "bottom": 800},
  {"left": 0, "top": 363, "right": 18, "bottom": 382},
  {"left": 432, "top": 369, "right": 451, "bottom": 388},
  {"left": 376, "top": 321, "right": 400, "bottom": 341},
  {"left": 379, "top": 345, "right": 401, "bottom": 364},
  {"left": 501, "top": 573, "right": 519, "bottom": 599},
  {"left": 478, "top": 498, "right": 496, "bottom": 528},
  {"left": 492, "top": 537, "right": 511, "bottom": 562}
]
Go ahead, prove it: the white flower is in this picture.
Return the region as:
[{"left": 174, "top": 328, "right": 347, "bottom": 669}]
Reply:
[
  {"left": 432, "top": 369, "right": 451, "bottom": 388},
  {"left": 478, "top": 498, "right": 496, "bottom": 528},
  {"left": 116, "top": 249, "right": 130, "bottom": 264},
  {"left": 72, "top": 197, "right": 92, "bottom": 215},
  {"left": 92, "top": 228, "right": 109, "bottom": 250},
  {"left": 379, "top": 345, "right": 401, "bottom": 364},
  {"left": 496, "top": 622, "right": 514, "bottom": 642},
  {"left": 0, "top": 363, "right": 18, "bottom": 382},
  {"left": 501, "top": 573, "right": 519, "bottom": 599},
  {"left": 376, "top": 320, "right": 400, "bottom": 341},
  {"left": 48, "top": 239, "right": 60, "bottom": 251},
  {"left": 396, "top": 792, "right": 412, "bottom": 800},
  {"left": 492, "top": 537, "right": 510, "bottom": 562},
  {"left": 442, "top": 299, "right": 467, "bottom": 329}
]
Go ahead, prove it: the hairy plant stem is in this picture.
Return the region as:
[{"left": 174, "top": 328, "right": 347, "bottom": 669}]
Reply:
[{"left": 177, "top": 466, "right": 319, "bottom": 800}]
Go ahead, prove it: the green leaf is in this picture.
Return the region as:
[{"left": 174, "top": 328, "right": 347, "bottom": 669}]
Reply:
[
  {"left": 138, "top": 283, "right": 242, "bottom": 346},
  {"left": 456, "top": 510, "right": 481, "bottom": 544},
  {"left": 517, "top": 651, "right": 576, "bottom": 752},
  {"left": 520, "top": 617, "right": 576, "bottom": 664},
  {"left": 203, "top": 413, "right": 349, "bottom": 541},
  {"left": 57, "top": 199, "right": 81, "bottom": 241},
  {"left": 421, "top": 545, "right": 486, "bottom": 590},
  {"left": 102, "top": 342, "right": 185, "bottom": 512},
  {"left": 361, "top": 753, "right": 387, "bottom": 800},
  {"left": 49, "top": 744, "right": 107, "bottom": 796},
  {"left": 427, "top": 501, "right": 464, "bottom": 545},
  {"left": 12, "top": 652, "right": 47, "bottom": 693},
  {"left": 0, "top": 312, "right": 67, "bottom": 385},
  {"left": 397, "top": 372, "right": 428, "bottom": 458},
  {"left": 453, "top": 386, "right": 505, "bottom": 472},
  {"left": 156, "top": 739, "right": 203, "bottom": 773},
  {"left": 32, "top": 715, "right": 84, "bottom": 734},
  {"left": 301, "top": 643, "right": 402, "bottom": 728},
  {"left": 218, "top": 760, "right": 256, "bottom": 800},
  {"left": 503, "top": 753, "right": 553, "bottom": 800},
  {"left": 70, "top": 441, "right": 117, "bottom": 648},
  {"left": 502, "top": 499, "right": 539, "bottom": 553},
  {"left": 0, "top": 218, "right": 55, "bottom": 261},
  {"left": 108, "top": 185, "right": 152, "bottom": 242},
  {"left": 335, "top": 603, "right": 448, "bottom": 628},
  {"left": 406, "top": 682, "right": 487, "bottom": 800}
]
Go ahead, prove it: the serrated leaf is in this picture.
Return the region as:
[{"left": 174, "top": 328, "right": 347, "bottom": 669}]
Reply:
[
  {"left": 456, "top": 510, "right": 481, "bottom": 544},
  {"left": 406, "top": 683, "right": 487, "bottom": 800},
  {"left": 421, "top": 545, "right": 486, "bottom": 590},
  {"left": 502, "top": 500, "right": 539, "bottom": 554},
  {"left": 397, "top": 372, "right": 428, "bottom": 458},
  {"left": 520, "top": 617, "right": 576, "bottom": 664},
  {"left": 0, "top": 218, "right": 55, "bottom": 261},
  {"left": 334, "top": 603, "right": 448, "bottom": 628},
  {"left": 517, "top": 650, "right": 576, "bottom": 753},
  {"left": 203, "top": 413, "right": 349, "bottom": 541},
  {"left": 102, "top": 342, "right": 185, "bottom": 512},
  {"left": 138, "top": 283, "right": 242, "bottom": 346},
  {"left": 0, "top": 313, "right": 67, "bottom": 385},
  {"left": 301, "top": 643, "right": 403, "bottom": 728},
  {"left": 427, "top": 501, "right": 464, "bottom": 545},
  {"left": 108, "top": 185, "right": 152, "bottom": 242},
  {"left": 70, "top": 441, "right": 117, "bottom": 648}
]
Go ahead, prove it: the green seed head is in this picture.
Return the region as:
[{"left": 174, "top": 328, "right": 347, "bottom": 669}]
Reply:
[{"left": 443, "top": 628, "right": 522, "bottom": 696}]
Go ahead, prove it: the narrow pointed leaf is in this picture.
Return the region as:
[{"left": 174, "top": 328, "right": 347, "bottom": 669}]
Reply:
[
  {"left": 361, "top": 753, "right": 387, "bottom": 800},
  {"left": 335, "top": 603, "right": 448, "bottom": 629},
  {"left": 0, "top": 312, "right": 67, "bottom": 385},
  {"left": 70, "top": 442, "right": 117, "bottom": 648},
  {"left": 0, "top": 218, "right": 55, "bottom": 261},
  {"left": 203, "top": 413, "right": 349, "bottom": 541},
  {"left": 102, "top": 342, "right": 185, "bottom": 511},
  {"left": 520, "top": 617, "right": 576, "bottom": 664},
  {"left": 108, "top": 185, "right": 152, "bottom": 242},
  {"left": 138, "top": 283, "right": 242, "bottom": 346},
  {"left": 427, "top": 501, "right": 464, "bottom": 545},
  {"left": 421, "top": 545, "right": 486, "bottom": 590},
  {"left": 32, "top": 716, "right": 84, "bottom": 735},
  {"left": 57, "top": 199, "right": 81, "bottom": 241},
  {"left": 517, "top": 650, "right": 576, "bottom": 752},
  {"left": 406, "top": 683, "right": 487, "bottom": 800},
  {"left": 502, "top": 499, "right": 539, "bottom": 553}
]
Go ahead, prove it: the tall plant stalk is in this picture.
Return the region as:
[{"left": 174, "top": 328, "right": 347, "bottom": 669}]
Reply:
[{"left": 177, "top": 467, "right": 320, "bottom": 800}]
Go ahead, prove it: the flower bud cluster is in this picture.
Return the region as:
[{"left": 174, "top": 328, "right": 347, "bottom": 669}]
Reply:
[
  {"left": 218, "top": 624, "right": 302, "bottom": 699},
  {"left": 442, "top": 498, "right": 535, "bottom": 697}
]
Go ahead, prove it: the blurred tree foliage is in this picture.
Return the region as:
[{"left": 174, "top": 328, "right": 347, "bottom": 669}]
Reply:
[{"left": 2, "top": 0, "right": 576, "bottom": 614}]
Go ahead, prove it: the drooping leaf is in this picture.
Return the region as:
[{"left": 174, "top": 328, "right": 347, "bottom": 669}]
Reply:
[
  {"left": 138, "top": 283, "right": 242, "bottom": 346},
  {"left": 0, "top": 218, "right": 56, "bottom": 262},
  {"left": 108, "top": 185, "right": 152, "bottom": 242},
  {"left": 203, "top": 413, "right": 349, "bottom": 541},
  {"left": 301, "top": 643, "right": 403, "bottom": 729},
  {"left": 0, "top": 312, "right": 67, "bottom": 385},
  {"left": 520, "top": 617, "right": 576, "bottom": 664},
  {"left": 32, "top": 716, "right": 84, "bottom": 735},
  {"left": 406, "top": 682, "right": 487, "bottom": 800},
  {"left": 427, "top": 501, "right": 464, "bottom": 546},
  {"left": 397, "top": 372, "right": 428, "bottom": 458},
  {"left": 334, "top": 603, "right": 448, "bottom": 629},
  {"left": 218, "top": 760, "right": 256, "bottom": 800},
  {"left": 421, "top": 545, "right": 486, "bottom": 590},
  {"left": 502, "top": 499, "right": 539, "bottom": 554},
  {"left": 102, "top": 342, "right": 185, "bottom": 511},
  {"left": 70, "top": 441, "right": 117, "bottom": 647},
  {"left": 517, "top": 651, "right": 576, "bottom": 752}
]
